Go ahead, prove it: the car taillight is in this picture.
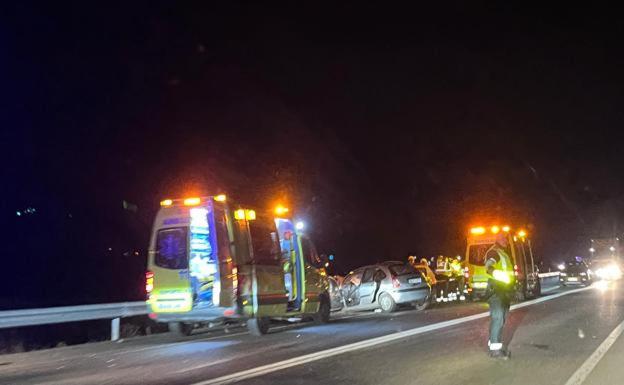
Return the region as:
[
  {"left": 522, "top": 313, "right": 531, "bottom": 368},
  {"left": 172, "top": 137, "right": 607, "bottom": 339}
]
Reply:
[
  {"left": 146, "top": 271, "right": 154, "bottom": 294},
  {"left": 464, "top": 267, "right": 470, "bottom": 279},
  {"left": 392, "top": 276, "right": 401, "bottom": 288}
]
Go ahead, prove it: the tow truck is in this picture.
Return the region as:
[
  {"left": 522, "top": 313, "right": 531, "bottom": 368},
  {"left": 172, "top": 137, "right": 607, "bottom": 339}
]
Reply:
[
  {"left": 465, "top": 225, "right": 540, "bottom": 301},
  {"left": 146, "top": 195, "right": 331, "bottom": 335}
]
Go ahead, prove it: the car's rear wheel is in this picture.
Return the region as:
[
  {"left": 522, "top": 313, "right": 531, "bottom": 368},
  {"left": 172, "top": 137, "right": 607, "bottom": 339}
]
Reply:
[
  {"left": 168, "top": 322, "right": 193, "bottom": 336},
  {"left": 379, "top": 293, "right": 396, "bottom": 313},
  {"left": 413, "top": 297, "right": 430, "bottom": 311}
]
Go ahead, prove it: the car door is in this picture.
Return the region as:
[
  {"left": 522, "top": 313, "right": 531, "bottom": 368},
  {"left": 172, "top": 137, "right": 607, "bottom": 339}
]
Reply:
[
  {"left": 341, "top": 270, "right": 364, "bottom": 307},
  {"left": 357, "top": 268, "right": 377, "bottom": 306}
]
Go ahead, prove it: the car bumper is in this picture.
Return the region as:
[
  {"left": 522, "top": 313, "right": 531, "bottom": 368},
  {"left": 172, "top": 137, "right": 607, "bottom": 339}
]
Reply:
[
  {"left": 468, "top": 281, "right": 488, "bottom": 297},
  {"left": 390, "top": 287, "right": 430, "bottom": 304},
  {"left": 148, "top": 304, "right": 241, "bottom": 323},
  {"left": 560, "top": 277, "right": 589, "bottom": 285}
]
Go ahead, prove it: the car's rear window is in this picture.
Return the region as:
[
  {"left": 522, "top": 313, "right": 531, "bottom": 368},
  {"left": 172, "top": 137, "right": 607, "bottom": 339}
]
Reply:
[
  {"left": 388, "top": 263, "right": 416, "bottom": 276},
  {"left": 156, "top": 227, "right": 188, "bottom": 269},
  {"left": 566, "top": 262, "right": 586, "bottom": 273}
]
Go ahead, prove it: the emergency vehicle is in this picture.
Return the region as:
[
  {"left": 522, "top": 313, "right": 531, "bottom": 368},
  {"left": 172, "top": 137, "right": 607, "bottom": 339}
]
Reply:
[
  {"left": 146, "top": 195, "right": 330, "bottom": 336},
  {"left": 465, "top": 225, "right": 540, "bottom": 301}
]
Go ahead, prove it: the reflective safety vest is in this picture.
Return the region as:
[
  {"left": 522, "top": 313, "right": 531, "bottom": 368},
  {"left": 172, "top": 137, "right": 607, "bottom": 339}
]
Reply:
[
  {"left": 487, "top": 247, "right": 515, "bottom": 286},
  {"left": 450, "top": 260, "right": 462, "bottom": 275}
]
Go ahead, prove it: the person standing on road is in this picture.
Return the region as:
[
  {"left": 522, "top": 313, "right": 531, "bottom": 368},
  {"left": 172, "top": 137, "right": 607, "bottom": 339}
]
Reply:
[{"left": 484, "top": 233, "right": 515, "bottom": 359}]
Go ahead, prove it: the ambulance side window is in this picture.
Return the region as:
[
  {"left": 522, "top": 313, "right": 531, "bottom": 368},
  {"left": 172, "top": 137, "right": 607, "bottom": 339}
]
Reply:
[
  {"left": 301, "top": 236, "right": 322, "bottom": 268},
  {"left": 213, "top": 206, "right": 231, "bottom": 263},
  {"left": 249, "top": 218, "right": 281, "bottom": 265}
]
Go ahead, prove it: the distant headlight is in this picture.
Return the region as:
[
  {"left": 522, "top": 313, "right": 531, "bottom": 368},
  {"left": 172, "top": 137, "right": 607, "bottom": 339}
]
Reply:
[
  {"left": 580, "top": 272, "right": 587, "bottom": 276},
  {"left": 557, "top": 264, "right": 566, "bottom": 270},
  {"left": 596, "top": 265, "right": 622, "bottom": 280}
]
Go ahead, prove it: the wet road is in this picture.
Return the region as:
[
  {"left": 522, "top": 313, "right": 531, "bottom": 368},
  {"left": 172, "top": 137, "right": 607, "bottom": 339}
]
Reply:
[{"left": 1, "top": 283, "right": 622, "bottom": 385}]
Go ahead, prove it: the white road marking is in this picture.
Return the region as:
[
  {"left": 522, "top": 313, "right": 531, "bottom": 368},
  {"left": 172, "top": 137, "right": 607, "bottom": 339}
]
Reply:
[
  {"left": 564, "top": 317, "right": 624, "bottom": 385},
  {"left": 192, "top": 286, "right": 591, "bottom": 385},
  {"left": 175, "top": 340, "right": 303, "bottom": 374}
]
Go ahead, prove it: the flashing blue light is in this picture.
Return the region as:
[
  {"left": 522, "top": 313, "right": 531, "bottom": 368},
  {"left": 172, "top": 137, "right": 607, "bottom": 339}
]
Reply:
[{"left": 328, "top": 254, "right": 334, "bottom": 261}]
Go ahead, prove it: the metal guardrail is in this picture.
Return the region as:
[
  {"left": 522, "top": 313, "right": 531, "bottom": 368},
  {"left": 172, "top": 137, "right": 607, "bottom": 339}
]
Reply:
[
  {"left": 0, "top": 273, "right": 564, "bottom": 343},
  {"left": 538, "top": 271, "right": 561, "bottom": 294},
  {"left": 0, "top": 302, "right": 148, "bottom": 341},
  {"left": 538, "top": 272, "right": 560, "bottom": 278}
]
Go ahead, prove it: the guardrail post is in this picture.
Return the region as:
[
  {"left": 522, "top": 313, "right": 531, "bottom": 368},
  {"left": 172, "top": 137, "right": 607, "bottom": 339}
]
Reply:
[{"left": 111, "top": 317, "right": 120, "bottom": 341}]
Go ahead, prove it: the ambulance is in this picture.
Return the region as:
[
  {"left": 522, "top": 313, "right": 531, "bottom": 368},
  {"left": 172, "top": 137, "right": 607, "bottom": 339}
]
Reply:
[
  {"left": 465, "top": 225, "right": 540, "bottom": 301},
  {"left": 146, "top": 195, "right": 330, "bottom": 335}
]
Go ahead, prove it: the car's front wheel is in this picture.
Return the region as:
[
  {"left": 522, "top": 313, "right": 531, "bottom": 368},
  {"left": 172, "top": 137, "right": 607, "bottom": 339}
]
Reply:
[{"left": 379, "top": 293, "right": 397, "bottom": 313}]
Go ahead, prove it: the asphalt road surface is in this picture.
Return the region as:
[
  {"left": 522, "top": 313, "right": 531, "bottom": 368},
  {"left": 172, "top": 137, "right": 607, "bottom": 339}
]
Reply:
[{"left": 1, "top": 282, "right": 623, "bottom": 385}]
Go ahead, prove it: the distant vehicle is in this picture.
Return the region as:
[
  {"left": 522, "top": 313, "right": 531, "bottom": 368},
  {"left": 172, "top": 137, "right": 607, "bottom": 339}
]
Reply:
[
  {"left": 590, "top": 258, "right": 622, "bottom": 281},
  {"left": 146, "top": 196, "right": 331, "bottom": 336},
  {"left": 465, "top": 225, "right": 540, "bottom": 301},
  {"left": 340, "top": 261, "right": 431, "bottom": 313},
  {"left": 559, "top": 260, "right": 592, "bottom": 286}
]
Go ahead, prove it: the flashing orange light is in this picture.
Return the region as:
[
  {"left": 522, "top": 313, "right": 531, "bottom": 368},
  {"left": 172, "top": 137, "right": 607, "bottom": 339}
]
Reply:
[
  {"left": 245, "top": 209, "right": 256, "bottom": 221},
  {"left": 160, "top": 199, "right": 173, "bottom": 207},
  {"left": 275, "top": 205, "right": 289, "bottom": 216},
  {"left": 214, "top": 194, "right": 227, "bottom": 202},
  {"left": 146, "top": 271, "right": 154, "bottom": 294},
  {"left": 491, "top": 226, "right": 500, "bottom": 234},
  {"left": 518, "top": 230, "right": 527, "bottom": 238},
  {"left": 184, "top": 197, "right": 201, "bottom": 206},
  {"left": 502, "top": 225, "right": 511, "bottom": 232},
  {"left": 470, "top": 227, "right": 486, "bottom": 235},
  {"left": 234, "top": 209, "right": 246, "bottom": 220}
]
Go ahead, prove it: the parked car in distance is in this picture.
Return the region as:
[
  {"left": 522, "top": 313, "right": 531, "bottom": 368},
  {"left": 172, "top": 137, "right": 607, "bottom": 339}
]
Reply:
[{"left": 560, "top": 260, "right": 592, "bottom": 286}]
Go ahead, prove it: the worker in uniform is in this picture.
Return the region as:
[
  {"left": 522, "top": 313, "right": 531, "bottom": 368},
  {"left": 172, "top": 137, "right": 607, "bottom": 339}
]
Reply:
[
  {"left": 484, "top": 233, "right": 515, "bottom": 359},
  {"left": 450, "top": 258, "right": 465, "bottom": 300}
]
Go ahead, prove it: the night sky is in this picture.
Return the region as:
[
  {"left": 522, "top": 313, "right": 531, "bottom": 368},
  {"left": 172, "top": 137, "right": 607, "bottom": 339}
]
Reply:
[{"left": 3, "top": 3, "right": 624, "bottom": 307}]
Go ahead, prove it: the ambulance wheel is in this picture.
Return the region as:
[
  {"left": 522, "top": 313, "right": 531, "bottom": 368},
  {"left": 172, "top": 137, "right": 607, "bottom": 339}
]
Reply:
[
  {"left": 168, "top": 322, "right": 193, "bottom": 336},
  {"left": 379, "top": 293, "right": 397, "bottom": 313},
  {"left": 313, "top": 295, "right": 331, "bottom": 324},
  {"left": 247, "top": 317, "right": 271, "bottom": 336}
]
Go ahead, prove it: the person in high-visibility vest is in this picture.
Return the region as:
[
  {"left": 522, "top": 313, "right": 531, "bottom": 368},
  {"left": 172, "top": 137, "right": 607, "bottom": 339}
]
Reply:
[
  {"left": 449, "top": 258, "right": 466, "bottom": 300},
  {"left": 484, "top": 234, "right": 515, "bottom": 359}
]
